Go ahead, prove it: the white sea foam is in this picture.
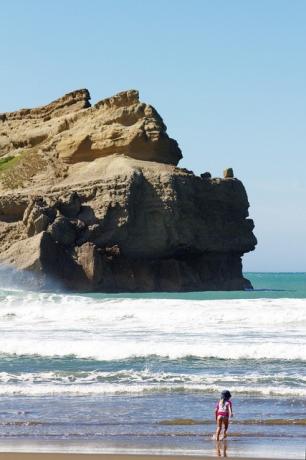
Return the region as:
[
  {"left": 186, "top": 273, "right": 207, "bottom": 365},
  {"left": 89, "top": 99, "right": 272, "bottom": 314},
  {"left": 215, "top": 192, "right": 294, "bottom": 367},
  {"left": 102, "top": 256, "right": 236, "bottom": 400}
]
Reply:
[
  {"left": 0, "top": 369, "right": 305, "bottom": 385},
  {"left": 0, "top": 382, "right": 304, "bottom": 397},
  {"left": 0, "top": 338, "right": 305, "bottom": 361},
  {"left": 0, "top": 292, "right": 305, "bottom": 360},
  {"left": 0, "top": 366, "right": 305, "bottom": 397}
]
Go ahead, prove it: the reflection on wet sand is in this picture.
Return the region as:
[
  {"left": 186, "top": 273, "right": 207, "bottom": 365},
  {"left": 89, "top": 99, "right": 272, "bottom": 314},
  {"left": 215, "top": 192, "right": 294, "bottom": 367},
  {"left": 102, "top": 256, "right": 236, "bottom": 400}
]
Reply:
[{"left": 216, "top": 440, "right": 228, "bottom": 457}]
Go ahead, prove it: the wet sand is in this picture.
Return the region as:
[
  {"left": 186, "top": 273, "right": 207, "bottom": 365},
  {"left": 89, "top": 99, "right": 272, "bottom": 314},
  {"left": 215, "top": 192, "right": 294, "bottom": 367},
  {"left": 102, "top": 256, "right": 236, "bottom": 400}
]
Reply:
[{"left": 0, "top": 453, "right": 292, "bottom": 460}]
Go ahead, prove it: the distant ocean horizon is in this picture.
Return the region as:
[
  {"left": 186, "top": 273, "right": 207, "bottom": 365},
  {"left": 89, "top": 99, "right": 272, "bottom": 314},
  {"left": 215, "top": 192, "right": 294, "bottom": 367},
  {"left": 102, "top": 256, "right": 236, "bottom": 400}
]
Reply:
[{"left": 0, "top": 272, "right": 305, "bottom": 458}]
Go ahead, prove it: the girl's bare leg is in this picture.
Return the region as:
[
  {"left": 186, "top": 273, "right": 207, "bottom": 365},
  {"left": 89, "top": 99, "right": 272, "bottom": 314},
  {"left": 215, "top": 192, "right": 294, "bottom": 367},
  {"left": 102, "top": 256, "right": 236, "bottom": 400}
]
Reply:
[
  {"left": 215, "top": 416, "right": 223, "bottom": 441},
  {"left": 223, "top": 417, "right": 229, "bottom": 438}
]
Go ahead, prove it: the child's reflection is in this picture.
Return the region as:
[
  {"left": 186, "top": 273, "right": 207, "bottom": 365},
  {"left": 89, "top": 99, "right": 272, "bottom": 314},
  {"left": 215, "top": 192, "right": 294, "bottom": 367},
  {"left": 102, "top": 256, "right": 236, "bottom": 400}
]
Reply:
[{"left": 215, "top": 440, "right": 228, "bottom": 457}]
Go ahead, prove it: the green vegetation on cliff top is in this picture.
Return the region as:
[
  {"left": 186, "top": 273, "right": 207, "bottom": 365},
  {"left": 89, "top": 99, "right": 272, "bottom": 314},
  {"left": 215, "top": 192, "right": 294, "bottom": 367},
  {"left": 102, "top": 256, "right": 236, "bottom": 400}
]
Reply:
[
  {"left": 0, "top": 150, "right": 46, "bottom": 189},
  {"left": 0, "top": 156, "right": 18, "bottom": 171}
]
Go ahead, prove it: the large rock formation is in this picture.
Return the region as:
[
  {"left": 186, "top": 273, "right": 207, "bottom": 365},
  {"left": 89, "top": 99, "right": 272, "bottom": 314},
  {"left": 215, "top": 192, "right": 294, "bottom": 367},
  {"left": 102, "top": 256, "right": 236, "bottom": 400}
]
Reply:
[{"left": 0, "top": 89, "right": 257, "bottom": 291}]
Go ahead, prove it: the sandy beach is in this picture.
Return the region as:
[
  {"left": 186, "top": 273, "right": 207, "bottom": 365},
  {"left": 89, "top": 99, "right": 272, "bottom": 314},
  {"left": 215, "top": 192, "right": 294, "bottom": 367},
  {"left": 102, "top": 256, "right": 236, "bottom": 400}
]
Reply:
[{"left": 0, "top": 454, "right": 292, "bottom": 460}]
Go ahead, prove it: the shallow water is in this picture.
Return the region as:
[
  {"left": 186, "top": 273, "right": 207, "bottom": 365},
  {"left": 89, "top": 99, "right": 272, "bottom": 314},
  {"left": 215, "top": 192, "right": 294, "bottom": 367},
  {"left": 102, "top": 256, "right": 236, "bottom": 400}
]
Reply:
[{"left": 0, "top": 272, "right": 305, "bottom": 458}]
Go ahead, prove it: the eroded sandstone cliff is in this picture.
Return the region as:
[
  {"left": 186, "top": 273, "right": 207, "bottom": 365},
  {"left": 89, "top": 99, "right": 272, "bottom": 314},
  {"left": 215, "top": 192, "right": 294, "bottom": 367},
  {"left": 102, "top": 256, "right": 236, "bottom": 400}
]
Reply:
[{"left": 0, "top": 89, "right": 256, "bottom": 291}]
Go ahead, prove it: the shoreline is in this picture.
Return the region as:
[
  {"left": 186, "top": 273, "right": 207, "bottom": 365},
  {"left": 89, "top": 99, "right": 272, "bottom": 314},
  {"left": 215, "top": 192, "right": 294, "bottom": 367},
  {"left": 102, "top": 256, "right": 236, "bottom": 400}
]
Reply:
[
  {"left": 0, "top": 442, "right": 300, "bottom": 460},
  {"left": 0, "top": 454, "right": 294, "bottom": 460}
]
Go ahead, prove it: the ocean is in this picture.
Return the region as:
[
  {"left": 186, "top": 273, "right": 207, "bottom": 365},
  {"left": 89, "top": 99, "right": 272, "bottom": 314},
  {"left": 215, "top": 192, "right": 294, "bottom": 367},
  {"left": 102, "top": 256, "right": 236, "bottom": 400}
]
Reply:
[{"left": 0, "top": 273, "right": 305, "bottom": 458}]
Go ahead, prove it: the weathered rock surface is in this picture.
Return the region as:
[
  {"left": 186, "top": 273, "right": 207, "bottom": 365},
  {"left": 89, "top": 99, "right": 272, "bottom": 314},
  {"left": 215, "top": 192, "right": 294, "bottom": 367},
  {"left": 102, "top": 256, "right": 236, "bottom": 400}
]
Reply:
[
  {"left": 0, "top": 89, "right": 257, "bottom": 291},
  {"left": 0, "top": 89, "right": 181, "bottom": 174}
]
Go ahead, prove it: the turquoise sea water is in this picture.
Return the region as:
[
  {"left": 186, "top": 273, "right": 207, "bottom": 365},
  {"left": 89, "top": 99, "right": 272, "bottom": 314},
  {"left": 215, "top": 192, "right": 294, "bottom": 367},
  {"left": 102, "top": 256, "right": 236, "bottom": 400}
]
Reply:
[
  {"left": 0, "top": 272, "right": 305, "bottom": 458},
  {"left": 84, "top": 272, "right": 305, "bottom": 300}
]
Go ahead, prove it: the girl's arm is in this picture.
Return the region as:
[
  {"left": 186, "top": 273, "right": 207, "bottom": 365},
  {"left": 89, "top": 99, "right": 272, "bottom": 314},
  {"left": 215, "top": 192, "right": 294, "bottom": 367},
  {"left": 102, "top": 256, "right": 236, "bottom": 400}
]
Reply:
[
  {"left": 229, "top": 401, "right": 233, "bottom": 418},
  {"left": 215, "top": 402, "right": 219, "bottom": 421}
]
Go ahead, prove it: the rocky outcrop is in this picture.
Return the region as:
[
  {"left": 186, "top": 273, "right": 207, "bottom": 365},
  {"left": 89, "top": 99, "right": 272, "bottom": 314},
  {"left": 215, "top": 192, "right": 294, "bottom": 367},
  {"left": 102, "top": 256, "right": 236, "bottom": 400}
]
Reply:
[
  {"left": 0, "top": 89, "right": 257, "bottom": 291},
  {"left": 0, "top": 89, "right": 181, "bottom": 177},
  {"left": 0, "top": 89, "right": 91, "bottom": 122}
]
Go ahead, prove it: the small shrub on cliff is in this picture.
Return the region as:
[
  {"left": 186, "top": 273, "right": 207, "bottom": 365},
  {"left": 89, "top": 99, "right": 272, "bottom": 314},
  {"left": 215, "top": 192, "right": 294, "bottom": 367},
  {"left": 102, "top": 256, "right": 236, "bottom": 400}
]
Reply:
[
  {"left": 0, "top": 149, "right": 46, "bottom": 189},
  {"left": 0, "top": 156, "right": 18, "bottom": 172}
]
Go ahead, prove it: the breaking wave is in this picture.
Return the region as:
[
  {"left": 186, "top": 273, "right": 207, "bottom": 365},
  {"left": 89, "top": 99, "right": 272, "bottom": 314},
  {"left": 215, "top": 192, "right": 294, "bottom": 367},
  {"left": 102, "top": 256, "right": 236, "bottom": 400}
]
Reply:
[
  {"left": 0, "top": 289, "right": 305, "bottom": 397},
  {"left": 0, "top": 291, "right": 305, "bottom": 361}
]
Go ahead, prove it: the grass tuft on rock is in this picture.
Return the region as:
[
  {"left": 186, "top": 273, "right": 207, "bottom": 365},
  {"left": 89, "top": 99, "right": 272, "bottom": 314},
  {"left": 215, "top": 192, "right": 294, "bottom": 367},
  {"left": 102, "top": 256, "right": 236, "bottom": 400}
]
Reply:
[
  {"left": 0, "top": 149, "right": 46, "bottom": 189},
  {"left": 0, "top": 156, "right": 19, "bottom": 172}
]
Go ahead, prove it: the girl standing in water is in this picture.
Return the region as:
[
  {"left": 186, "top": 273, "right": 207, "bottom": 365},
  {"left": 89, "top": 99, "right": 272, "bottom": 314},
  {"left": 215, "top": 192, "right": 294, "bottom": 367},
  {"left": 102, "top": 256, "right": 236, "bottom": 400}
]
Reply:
[{"left": 214, "top": 390, "right": 233, "bottom": 440}]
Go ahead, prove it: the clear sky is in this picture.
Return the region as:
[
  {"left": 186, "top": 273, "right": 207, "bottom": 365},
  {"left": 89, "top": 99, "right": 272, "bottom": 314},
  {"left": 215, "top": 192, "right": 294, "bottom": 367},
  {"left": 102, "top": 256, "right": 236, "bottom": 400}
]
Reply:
[{"left": 1, "top": 0, "right": 305, "bottom": 271}]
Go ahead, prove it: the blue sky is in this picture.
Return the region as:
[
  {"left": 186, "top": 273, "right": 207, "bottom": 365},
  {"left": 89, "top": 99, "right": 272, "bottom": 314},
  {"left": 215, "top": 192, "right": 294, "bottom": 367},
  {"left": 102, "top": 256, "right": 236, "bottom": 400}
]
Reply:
[{"left": 1, "top": 0, "right": 305, "bottom": 271}]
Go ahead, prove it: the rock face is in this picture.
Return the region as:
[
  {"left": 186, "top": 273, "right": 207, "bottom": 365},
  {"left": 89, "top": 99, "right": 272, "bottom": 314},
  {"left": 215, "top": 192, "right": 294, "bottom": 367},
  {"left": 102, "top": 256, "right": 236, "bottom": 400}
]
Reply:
[
  {"left": 0, "top": 89, "right": 257, "bottom": 291},
  {"left": 0, "top": 89, "right": 181, "bottom": 169}
]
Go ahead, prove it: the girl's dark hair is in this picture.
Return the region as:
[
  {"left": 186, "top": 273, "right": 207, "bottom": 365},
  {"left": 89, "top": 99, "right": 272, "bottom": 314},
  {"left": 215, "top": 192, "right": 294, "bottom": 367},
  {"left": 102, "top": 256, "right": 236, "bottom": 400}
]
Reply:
[{"left": 221, "top": 390, "right": 231, "bottom": 401}]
